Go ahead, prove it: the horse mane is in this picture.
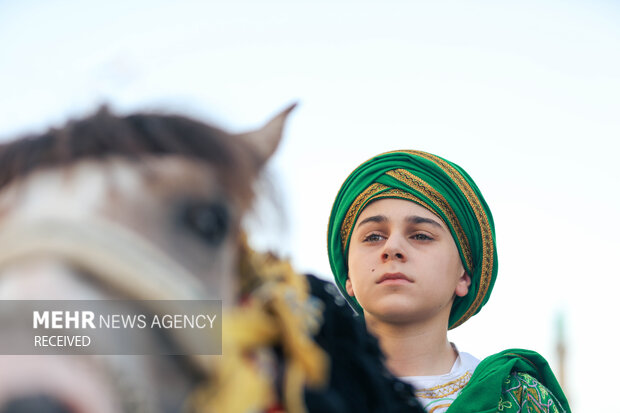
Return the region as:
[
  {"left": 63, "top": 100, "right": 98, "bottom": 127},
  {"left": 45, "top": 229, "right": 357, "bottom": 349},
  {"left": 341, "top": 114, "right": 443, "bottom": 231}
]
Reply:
[{"left": 0, "top": 106, "right": 261, "bottom": 205}]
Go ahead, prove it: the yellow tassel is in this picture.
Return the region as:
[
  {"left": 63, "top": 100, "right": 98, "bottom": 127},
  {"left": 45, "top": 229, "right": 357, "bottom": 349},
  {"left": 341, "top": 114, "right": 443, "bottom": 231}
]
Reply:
[{"left": 189, "top": 236, "right": 328, "bottom": 413}]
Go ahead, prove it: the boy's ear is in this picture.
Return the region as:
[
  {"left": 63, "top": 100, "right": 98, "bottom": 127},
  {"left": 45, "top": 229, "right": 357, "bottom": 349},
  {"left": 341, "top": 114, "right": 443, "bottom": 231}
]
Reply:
[
  {"left": 455, "top": 271, "right": 472, "bottom": 298},
  {"left": 345, "top": 278, "right": 355, "bottom": 297}
]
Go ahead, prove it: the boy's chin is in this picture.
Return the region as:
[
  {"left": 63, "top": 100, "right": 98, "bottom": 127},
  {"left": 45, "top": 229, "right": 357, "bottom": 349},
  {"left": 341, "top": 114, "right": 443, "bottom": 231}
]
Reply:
[
  {"left": 364, "top": 298, "right": 451, "bottom": 327},
  {"left": 365, "top": 301, "right": 422, "bottom": 325}
]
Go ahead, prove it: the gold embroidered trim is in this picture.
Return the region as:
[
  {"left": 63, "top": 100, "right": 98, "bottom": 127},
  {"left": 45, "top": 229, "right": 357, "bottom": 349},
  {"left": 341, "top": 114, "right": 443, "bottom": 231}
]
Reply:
[
  {"left": 340, "top": 183, "right": 387, "bottom": 250},
  {"left": 385, "top": 169, "right": 474, "bottom": 271},
  {"left": 398, "top": 150, "right": 494, "bottom": 328},
  {"left": 367, "top": 189, "right": 435, "bottom": 218},
  {"left": 428, "top": 403, "right": 452, "bottom": 413},
  {"left": 415, "top": 371, "right": 472, "bottom": 399}
]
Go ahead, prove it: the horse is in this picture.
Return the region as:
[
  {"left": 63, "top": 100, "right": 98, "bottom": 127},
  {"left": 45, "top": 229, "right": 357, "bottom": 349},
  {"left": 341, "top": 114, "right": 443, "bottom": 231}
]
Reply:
[{"left": 0, "top": 105, "right": 423, "bottom": 413}]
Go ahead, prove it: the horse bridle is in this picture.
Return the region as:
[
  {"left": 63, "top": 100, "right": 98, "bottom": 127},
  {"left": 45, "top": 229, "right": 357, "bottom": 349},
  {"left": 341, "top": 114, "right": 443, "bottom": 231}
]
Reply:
[{"left": 0, "top": 217, "right": 327, "bottom": 413}]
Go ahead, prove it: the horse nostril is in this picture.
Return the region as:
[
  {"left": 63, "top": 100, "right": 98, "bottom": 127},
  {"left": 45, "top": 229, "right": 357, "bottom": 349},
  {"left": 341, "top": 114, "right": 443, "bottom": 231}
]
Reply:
[{"left": 0, "top": 394, "right": 74, "bottom": 413}]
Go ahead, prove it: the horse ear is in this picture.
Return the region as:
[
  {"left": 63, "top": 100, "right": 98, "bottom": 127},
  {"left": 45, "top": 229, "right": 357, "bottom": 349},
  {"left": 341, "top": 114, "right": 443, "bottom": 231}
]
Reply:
[{"left": 237, "top": 103, "right": 297, "bottom": 167}]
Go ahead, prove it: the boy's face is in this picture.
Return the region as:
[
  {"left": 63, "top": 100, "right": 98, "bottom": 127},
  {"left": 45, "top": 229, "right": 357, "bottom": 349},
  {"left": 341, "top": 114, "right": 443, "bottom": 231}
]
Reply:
[{"left": 346, "top": 198, "right": 470, "bottom": 325}]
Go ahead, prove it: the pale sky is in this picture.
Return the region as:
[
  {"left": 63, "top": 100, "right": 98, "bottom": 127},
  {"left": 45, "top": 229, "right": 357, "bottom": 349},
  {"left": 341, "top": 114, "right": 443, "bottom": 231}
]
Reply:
[{"left": 2, "top": 1, "right": 620, "bottom": 411}]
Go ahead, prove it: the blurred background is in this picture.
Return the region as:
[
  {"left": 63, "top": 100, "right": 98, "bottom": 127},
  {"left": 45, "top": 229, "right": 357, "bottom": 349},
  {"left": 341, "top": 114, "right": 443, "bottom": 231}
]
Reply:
[{"left": 1, "top": 1, "right": 619, "bottom": 410}]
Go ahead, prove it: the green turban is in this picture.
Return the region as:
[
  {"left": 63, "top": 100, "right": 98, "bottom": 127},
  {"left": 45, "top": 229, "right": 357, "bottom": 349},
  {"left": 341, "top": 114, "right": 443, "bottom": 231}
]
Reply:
[{"left": 327, "top": 150, "right": 497, "bottom": 329}]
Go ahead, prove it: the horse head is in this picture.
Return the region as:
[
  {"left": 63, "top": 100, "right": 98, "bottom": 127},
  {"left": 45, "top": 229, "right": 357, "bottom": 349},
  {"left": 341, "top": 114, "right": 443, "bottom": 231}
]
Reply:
[{"left": 0, "top": 104, "right": 327, "bottom": 413}]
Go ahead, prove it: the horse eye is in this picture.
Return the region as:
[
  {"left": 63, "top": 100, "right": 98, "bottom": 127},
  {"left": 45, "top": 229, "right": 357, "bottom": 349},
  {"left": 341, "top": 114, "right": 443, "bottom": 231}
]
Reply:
[{"left": 180, "top": 201, "right": 229, "bottom": 246}]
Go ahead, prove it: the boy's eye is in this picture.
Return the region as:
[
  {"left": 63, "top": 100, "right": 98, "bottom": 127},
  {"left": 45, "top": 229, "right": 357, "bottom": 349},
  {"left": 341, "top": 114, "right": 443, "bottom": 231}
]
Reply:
[
  {"left": 411, "top": 233, "right": 433, "bottom": 241},
  {"left": 363, "top": 233, "right": 384, "bottom": 242}
]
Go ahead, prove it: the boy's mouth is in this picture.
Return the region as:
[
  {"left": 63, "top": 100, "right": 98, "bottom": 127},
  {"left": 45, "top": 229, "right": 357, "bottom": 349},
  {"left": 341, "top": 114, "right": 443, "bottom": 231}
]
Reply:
[{"left": 377, "top": 272, "right": 412, "bottom": 284}]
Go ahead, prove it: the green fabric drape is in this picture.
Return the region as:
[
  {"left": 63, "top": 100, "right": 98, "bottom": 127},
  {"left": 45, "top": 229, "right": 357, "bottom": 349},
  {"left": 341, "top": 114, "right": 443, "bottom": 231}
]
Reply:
[
  {"left": 327, "top": 150, "right": 498, "bottom": 328},
  {"left": 448, "top": 349, "right": 571, "bottom": 413}
]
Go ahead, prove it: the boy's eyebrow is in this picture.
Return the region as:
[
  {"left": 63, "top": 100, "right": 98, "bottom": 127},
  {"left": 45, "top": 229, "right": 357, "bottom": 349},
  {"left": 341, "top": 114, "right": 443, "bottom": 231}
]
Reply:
[
  {"left": 406, "top": 215, "right": 444, "bottom": 229},
  {"left": 356, "top": 215, "right": 387, "bottom": 228}
]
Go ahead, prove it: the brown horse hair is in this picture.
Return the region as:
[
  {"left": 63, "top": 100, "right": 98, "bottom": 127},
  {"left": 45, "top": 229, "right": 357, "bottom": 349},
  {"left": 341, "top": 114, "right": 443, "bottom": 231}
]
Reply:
[{"left": 0, "top": 106, "right": 262, "bottom": 207}]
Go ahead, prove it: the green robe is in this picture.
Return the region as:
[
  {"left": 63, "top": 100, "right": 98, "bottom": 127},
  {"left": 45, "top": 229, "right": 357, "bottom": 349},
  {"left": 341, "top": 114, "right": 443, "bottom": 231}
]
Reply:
[{"left": 447, "top": 349, "right": 571, "bottom": 413}]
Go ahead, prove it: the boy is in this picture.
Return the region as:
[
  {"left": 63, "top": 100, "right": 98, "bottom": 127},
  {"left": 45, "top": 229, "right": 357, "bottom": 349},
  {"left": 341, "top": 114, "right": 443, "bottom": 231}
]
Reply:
[{"left": 327, "top": 150, "right": 570, "bottom": 412}]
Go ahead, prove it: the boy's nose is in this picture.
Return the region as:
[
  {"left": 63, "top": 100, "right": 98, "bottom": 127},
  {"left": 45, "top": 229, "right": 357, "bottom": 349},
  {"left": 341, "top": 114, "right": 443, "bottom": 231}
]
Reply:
[{"left": 381, "top": 236, "right": 407, "bottom": 262}]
